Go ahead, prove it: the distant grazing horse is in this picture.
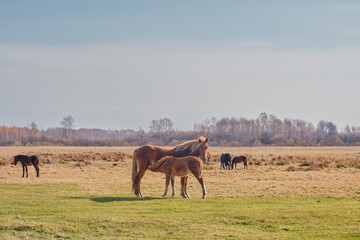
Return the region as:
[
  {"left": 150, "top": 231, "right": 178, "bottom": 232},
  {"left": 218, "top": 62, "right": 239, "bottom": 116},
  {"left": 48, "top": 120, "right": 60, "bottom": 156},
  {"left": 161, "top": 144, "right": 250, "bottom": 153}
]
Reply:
[
  {"left": 148, "top": 155, "right": 206, "bottom": 199},
  {"left": 220, "top": 153, "right": 232, "bottom": 170},
  {"left": 205, "top": 152, "right": 211, "bottom": 165},
  {"left": 232, "top": 155, "right": 248, "bottom": 169},
  {"left": 132, "top": 137, "right": 209, "bottom": 197},
  {"left": 14, "top": 155, "right": 40, "bottom": 178}
]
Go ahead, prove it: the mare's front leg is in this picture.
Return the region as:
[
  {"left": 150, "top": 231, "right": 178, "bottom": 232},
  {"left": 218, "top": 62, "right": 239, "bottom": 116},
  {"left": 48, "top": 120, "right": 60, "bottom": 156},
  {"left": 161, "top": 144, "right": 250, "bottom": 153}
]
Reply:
[
  {"left": 171, "top": 176, "right": 175, "bottom": 197},
  {"left": 162, "top": 174, "right": 170, "bottom": 197},
  {"left": 22, "top": 165, "right": 25, "bottom": 178},
  {"left": 26, "top": 165, "right": 28, "bottom": 178},
  {"left": 180, "top": 177, "right": 186, "bottom": 198}
]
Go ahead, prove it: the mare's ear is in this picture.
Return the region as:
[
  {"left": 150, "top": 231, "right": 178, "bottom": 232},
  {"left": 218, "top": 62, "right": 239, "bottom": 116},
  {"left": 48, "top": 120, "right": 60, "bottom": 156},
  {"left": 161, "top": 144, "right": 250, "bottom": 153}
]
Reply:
[{"left": 205, "top": 138, "right": 208, "bottom": 143}]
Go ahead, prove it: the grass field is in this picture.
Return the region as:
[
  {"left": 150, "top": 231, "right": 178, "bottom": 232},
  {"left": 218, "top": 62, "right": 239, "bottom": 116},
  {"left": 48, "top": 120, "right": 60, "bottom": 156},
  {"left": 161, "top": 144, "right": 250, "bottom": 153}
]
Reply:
[{"left": 1, "top": 146, "right": 360, "bottom": 239}]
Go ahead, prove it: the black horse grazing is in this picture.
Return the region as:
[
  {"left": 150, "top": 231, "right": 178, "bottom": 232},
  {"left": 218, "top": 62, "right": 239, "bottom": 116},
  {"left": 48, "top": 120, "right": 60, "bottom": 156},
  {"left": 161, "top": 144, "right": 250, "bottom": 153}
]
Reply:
[
  {"left": 220, "top": 153, "right": 232, "bottom": 170},
  {"left": 232, "top": 155, "right": 248, "bottom": 169},
  {"left": 14, "top": 155, "right": 40, "bottom": 178}
]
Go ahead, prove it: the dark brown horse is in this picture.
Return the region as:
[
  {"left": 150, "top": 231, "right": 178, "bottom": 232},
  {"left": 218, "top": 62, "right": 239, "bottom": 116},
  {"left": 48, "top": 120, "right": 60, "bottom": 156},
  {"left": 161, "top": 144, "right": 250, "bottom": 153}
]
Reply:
[
  {"left": 132, "top": 137, "right": 209, "bottom": 197},
  {"left": 232, "top": 155, "right": 248, "bottom": 169},
  {"left": 220, "top": 153, "right": 232, "bottom": 170},
  {"left": 148, "top": 155, "right": 206, "bottom": 199},
  {"left": 14, "top": 155, "right": 40, "bottom": 178}
]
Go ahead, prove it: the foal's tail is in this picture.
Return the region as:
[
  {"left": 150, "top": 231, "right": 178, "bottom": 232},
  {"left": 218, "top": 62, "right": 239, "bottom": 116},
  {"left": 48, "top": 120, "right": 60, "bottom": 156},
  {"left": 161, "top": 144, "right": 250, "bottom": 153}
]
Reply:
[{"left": 132, "top": 150, "right": 138, "bottom": 193}]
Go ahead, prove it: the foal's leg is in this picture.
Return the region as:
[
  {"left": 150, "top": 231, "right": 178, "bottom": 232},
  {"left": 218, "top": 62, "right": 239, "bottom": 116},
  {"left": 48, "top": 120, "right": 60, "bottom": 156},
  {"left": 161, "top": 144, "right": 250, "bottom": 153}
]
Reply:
[
  {"left": 171, "top": 176, "right": 175, "bottom": 197},
  {"left": 194, "top": 175, "right": 207, "bottom": 199},
  {"left": 162, "top": 174, "right": 171, "bottom": 197},
  {"left": 184, "top": 176, "right": 190, "bottom": 198}
]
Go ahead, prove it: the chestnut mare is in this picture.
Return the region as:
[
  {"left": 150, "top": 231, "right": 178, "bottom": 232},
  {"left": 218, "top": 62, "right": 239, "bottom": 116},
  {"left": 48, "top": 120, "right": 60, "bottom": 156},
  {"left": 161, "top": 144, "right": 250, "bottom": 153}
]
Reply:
[
  {"left": 232, "top": 155, "right": 248, "bottom": 169},
  {"left": 148, "top": 155, "right": 206, "bottom": 199},
  {"left": 14, "top": 155, "right": 40, "bottom": 178},
  {"left": 132, "top": 137, "right": 209, "bottom": 197}
]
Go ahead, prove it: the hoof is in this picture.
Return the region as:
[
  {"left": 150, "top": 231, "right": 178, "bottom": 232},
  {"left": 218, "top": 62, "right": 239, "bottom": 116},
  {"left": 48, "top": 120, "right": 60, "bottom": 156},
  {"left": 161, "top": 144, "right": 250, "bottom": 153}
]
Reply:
[{"left": 162, "top": 195, "right": 166, "bottom": 198}]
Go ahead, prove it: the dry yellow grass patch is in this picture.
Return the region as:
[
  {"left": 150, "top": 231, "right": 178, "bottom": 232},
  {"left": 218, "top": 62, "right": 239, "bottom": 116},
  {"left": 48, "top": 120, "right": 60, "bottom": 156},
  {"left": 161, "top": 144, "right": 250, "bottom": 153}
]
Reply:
[{"left": 1, "top": 146, "right": 360, "bottom": 198}]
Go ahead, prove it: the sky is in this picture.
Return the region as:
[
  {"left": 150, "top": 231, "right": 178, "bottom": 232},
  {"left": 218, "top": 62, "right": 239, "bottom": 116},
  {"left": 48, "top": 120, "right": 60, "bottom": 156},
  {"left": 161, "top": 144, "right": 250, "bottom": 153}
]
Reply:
[{"left": 1, "top": 0, "right": 360, "bottom": 131}]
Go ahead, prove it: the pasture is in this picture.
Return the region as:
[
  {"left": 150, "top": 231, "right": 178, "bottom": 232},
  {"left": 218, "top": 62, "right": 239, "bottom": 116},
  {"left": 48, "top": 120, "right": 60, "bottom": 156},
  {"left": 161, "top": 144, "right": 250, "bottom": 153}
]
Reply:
[{"left": 1, "top": 146, "right": 360, "bottom": 239}]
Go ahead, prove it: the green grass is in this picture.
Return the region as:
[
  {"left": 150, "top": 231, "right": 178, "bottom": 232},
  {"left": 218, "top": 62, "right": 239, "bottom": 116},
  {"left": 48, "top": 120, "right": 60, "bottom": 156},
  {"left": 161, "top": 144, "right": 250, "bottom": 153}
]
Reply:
[{"left": 1, "top": 184, "right": 359, "bottom": 239}]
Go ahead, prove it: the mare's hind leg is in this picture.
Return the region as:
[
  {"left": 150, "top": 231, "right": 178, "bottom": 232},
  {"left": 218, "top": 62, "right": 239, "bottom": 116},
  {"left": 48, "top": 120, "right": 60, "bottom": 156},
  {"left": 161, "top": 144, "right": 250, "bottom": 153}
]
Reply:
[
  {"left": 134, "top": 167, "right": 147, "bottom": 197},
  {"left": 162, "top": 174, "right": 171, "bottom": 197},
  {"left": 171, "top": 176, "right": 175, "bottom": 197}
]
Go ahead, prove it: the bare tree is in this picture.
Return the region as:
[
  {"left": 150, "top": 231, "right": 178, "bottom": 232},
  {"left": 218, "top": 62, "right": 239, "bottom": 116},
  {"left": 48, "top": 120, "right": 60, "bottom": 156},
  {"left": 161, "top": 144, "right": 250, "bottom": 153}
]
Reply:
[
  {"left": 60, "top": 115, "right": 75, "bottom": 140},
  {"left": 149, "top": 118, "right": 173, "bottom": 133}
]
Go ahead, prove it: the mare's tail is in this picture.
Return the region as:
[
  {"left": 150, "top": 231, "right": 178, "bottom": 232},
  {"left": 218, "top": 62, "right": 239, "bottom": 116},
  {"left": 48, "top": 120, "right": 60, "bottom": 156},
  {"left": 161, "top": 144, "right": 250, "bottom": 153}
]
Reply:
[{"left": 132, "top": 150, "right": 138, "bottom": 193}]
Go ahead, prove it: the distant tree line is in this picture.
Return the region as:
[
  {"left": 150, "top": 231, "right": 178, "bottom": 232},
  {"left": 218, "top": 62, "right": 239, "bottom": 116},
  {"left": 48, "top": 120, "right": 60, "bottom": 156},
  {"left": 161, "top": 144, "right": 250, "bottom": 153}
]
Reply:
[
  {"left": 194, "top": 113, "right": 360, "bottom": 146},
  {"left": 1, "top": 113, "right": 360, "bottom": 146}
]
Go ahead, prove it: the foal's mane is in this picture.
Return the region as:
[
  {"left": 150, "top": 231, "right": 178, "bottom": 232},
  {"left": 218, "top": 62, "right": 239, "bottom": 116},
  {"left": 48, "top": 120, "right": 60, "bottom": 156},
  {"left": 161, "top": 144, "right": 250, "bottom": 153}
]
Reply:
[{"left": 173, "top": 137, "right": 206, "bottom": 154}]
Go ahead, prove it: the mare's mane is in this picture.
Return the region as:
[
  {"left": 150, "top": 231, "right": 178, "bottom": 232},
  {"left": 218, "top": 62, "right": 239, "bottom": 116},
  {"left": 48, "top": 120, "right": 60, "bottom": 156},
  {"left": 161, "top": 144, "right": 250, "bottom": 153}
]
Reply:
[{"left": 174, "top": 137, "right": 207, "bottom": 155}]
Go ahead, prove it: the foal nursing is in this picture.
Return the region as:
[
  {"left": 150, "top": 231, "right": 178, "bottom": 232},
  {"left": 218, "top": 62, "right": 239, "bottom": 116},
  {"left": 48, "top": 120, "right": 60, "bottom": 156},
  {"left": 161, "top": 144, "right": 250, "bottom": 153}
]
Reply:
[{"left": 148, "top": 155, "right": 207, "bottom": 199}]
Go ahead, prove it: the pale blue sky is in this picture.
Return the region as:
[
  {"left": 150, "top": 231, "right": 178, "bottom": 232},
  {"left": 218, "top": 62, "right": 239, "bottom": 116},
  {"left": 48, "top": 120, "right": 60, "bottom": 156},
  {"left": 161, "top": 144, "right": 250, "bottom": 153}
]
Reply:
[{"left": 1, "top": 1, "right": 360, "bottom": 130}]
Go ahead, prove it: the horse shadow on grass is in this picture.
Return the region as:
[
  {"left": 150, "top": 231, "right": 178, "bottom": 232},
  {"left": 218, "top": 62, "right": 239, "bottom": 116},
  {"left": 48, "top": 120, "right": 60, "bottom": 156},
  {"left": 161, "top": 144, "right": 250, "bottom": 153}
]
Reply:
[{"left": 67, "top": 196, "right": 164, "bottom": 203}]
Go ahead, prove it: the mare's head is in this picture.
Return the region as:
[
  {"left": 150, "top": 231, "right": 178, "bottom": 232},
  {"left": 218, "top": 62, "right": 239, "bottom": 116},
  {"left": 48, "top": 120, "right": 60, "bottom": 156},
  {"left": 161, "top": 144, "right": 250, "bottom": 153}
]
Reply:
[{"left": 196, "top": 137, "right": 209, "bottom": 162}]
